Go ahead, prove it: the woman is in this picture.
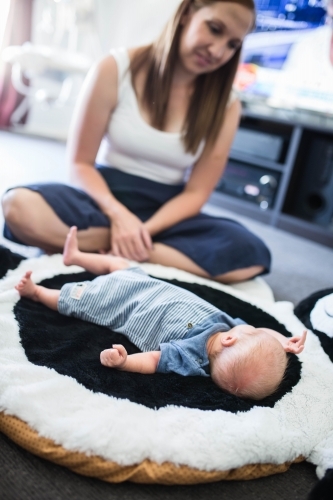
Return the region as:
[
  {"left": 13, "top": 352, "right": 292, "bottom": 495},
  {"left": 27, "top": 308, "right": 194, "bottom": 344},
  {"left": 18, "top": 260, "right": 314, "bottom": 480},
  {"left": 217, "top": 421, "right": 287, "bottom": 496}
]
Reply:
[{"left": 2, "top": 0, "right": 271, "bottom": 283}]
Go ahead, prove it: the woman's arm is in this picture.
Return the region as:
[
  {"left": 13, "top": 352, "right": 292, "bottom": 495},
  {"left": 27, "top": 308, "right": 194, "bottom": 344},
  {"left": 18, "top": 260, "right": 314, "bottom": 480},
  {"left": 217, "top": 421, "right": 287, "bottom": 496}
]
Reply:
[
  {"left": 67, "top": 55, "right": 152, "bottom": 259},
  {"left": 100, "top": 344, "right": 161, "bottom": 373},
  {"left": 144, "top": 99, "right": 242, "bottom": 236},
  {"left": 67, "top": 55, "right": 122, "bottom": 217}
]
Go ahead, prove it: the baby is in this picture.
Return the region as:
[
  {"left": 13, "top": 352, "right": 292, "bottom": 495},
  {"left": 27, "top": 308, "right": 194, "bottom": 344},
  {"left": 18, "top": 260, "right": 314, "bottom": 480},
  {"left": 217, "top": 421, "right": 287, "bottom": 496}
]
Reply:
[{"left": 15, "top": 227, "right": 307, "bottom": 400}]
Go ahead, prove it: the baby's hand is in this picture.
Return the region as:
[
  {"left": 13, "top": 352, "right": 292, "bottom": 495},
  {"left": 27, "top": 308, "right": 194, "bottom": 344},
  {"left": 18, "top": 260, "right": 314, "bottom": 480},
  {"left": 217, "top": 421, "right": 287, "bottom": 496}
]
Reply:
[
  {"left": 284, "top": 330, "right": 307, "bottom": 354},
  {"left": 100, "top": 344, "right": 128, "bottom": 368}
]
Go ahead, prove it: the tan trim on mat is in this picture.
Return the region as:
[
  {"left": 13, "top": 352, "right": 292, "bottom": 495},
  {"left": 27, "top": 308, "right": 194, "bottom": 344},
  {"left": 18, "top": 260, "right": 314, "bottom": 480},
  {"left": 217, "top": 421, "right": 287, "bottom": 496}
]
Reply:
[{"left": 0, "top": 412, "right": 304, "bottom": 485}]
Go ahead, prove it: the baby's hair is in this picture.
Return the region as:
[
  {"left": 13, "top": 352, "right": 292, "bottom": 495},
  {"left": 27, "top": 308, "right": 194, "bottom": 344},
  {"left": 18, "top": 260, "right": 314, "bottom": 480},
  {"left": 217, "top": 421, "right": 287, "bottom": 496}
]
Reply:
[{"left": 211, "top": 331, "right": 288, "bottom": 400}]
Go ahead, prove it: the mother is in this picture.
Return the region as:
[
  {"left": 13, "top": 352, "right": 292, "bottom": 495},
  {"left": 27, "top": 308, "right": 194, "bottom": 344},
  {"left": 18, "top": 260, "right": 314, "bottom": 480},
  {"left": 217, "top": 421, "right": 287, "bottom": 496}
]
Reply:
[{"left": 2, "top": 0, "right": 271, "bottom": 284}]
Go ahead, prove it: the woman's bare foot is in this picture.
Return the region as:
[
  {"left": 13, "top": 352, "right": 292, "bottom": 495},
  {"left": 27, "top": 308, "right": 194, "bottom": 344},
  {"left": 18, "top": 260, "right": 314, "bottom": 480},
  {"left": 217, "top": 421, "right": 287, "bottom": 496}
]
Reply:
[
  {"left": 63, "top": 226, "right": 80, "bottom": 266},
  {"left": 15, "top": 271, "right": 39, "bottom": 300}
]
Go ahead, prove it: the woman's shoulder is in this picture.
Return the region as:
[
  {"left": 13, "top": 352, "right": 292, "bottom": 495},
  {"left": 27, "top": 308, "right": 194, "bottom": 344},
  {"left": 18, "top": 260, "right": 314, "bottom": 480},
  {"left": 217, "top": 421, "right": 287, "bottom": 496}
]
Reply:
[
  {"left": 108, "top": 46, "right": 144, "bottom": 68},
  {"left": 106, "top": 46, "right": 145, "bottom": 86},
  {"left": 85, "top": 55, "right": 119, "bottom": 100},
  {"left": 227, "top": 89, "right": 240, "bottom": 108},
  {"left": 89, "top": 48, "right": 134, "bottom": 95}
]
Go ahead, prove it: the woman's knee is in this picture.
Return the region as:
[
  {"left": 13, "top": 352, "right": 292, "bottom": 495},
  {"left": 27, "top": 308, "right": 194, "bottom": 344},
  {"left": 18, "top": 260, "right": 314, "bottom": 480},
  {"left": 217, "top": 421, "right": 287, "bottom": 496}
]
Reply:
[
  {"left": 224, "top": 227, "right": 271, "bottom": 276},
  {"left": 2, "top": 188, "right": 40, "bottom": 228},
  {"left": 215, "top": 265, "right": 265, "bottom": 284},
  {"left": 2, "top": 189, "right": 23, "bottom": 223}
]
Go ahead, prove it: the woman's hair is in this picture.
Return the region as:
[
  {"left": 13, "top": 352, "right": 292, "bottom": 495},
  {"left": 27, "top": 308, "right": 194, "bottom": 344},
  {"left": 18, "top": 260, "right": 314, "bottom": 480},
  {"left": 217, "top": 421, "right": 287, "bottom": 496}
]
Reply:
[
  {"left": 210, "top": 332, "right": 288, "bottom": 400},
  {"left": 130, "top": 0, "right": 255, "bottom": 154}
]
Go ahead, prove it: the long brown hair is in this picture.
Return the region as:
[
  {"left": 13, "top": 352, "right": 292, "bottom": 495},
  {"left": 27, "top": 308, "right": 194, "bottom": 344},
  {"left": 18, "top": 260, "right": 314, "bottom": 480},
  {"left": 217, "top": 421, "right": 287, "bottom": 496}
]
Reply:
[{"left": 130, "top": 0, "right": 255, "bottom": 154}]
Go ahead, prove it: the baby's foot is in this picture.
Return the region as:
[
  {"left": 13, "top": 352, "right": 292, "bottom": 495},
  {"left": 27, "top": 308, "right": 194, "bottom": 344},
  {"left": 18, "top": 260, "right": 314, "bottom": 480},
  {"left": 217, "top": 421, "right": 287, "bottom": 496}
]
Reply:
[
  {"left": 63, "top": 226, "right": 80, "bottom": 266},
  {"left": 15, "top": 271, "right": 39, "bottom": 300}
]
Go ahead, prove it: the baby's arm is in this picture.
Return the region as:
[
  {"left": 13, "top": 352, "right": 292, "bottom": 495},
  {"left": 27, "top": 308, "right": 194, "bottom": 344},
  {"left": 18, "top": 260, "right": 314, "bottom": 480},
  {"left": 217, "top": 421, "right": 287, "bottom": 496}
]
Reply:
[{"left": 100, "top": 345, "right": 161, "bottom": 374}]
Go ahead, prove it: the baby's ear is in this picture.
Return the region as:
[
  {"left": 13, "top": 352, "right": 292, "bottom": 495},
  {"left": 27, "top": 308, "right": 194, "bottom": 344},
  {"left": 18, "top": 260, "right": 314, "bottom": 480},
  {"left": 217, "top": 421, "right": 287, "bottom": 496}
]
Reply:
[{"left": 220, "top": 334, "right": 237, "bottom": 348}]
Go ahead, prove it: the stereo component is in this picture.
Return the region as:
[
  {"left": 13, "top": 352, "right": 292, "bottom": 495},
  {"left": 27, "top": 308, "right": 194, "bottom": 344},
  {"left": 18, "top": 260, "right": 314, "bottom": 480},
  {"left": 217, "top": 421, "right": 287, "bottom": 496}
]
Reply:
[
  {"left": 231, "top": 128, "right": 285, "bottom": 162},
  {"left": 288, "top": 136, "right": 333, "bottom": 227},
  {"left": 216, "top": 161, "right": 280, "bottom": 209}
]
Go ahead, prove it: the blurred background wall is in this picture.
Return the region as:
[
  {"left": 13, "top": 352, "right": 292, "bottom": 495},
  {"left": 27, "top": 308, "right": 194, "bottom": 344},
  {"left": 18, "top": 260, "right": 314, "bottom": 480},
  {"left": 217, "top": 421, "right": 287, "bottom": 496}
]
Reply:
[{"left": 0, "top": 0, "right": 181, "bottom": 140}]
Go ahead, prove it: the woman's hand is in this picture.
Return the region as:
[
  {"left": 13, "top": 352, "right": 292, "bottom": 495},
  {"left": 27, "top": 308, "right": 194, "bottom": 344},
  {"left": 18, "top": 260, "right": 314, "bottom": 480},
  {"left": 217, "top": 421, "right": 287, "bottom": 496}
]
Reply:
[
  {"left": 100, "top": 344, "right": 128, "bottom": 368},
  {"left": 109, "top": 205, "right": 152, "bottom": 261}
]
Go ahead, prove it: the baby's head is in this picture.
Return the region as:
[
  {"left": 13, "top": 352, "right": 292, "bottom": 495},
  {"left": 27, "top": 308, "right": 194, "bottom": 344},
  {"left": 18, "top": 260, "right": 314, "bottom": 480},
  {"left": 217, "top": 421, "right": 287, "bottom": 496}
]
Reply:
[{"left": 209, "top": 326, "right": 288, "bottom": 400}]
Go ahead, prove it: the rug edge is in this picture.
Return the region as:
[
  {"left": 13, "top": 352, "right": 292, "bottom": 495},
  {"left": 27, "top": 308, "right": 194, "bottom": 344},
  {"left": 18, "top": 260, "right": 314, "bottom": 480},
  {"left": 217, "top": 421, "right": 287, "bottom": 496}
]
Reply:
[{"left": 0, "top": 412, "right": 304, "bottom": 485}]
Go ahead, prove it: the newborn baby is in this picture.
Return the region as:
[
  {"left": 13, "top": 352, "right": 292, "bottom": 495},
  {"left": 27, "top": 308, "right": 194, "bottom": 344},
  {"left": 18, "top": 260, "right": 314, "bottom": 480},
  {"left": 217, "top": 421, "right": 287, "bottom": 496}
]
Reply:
[{"left": 16, "top": 227, "right": 307, "bottom": 400}]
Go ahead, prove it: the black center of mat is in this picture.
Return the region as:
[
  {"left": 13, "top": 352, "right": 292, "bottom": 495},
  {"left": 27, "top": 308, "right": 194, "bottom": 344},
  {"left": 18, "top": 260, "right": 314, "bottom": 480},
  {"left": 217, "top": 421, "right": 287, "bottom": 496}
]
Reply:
[{"left": 14, "top": 271, "right": 301, "bottom": 412}]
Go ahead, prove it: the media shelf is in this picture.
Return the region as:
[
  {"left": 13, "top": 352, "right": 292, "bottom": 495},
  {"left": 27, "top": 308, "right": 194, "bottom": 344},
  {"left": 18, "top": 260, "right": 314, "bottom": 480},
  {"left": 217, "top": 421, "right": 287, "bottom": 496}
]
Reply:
[{"left": 210, "top": 107, "right": 333, "bottom": 248}]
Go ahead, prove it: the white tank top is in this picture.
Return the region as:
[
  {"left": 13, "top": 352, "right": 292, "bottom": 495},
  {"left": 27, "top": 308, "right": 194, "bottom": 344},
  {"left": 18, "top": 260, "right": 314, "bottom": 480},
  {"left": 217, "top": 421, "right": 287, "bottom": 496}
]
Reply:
[{"left": 96, "top": 47, "right": 205, "bottom": 185}]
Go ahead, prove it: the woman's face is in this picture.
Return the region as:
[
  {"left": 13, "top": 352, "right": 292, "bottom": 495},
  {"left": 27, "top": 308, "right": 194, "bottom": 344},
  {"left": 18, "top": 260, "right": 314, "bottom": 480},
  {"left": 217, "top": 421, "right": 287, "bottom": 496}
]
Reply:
[{"left": 178, "top": 2, "right": 254, "bottom": 76}]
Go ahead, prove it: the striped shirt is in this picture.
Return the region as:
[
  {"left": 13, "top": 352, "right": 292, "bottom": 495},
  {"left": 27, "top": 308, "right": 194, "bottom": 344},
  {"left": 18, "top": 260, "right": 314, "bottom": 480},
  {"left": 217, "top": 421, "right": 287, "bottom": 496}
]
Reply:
[{"left": 58, "top": 267, "right": 244, "bottom": 376}]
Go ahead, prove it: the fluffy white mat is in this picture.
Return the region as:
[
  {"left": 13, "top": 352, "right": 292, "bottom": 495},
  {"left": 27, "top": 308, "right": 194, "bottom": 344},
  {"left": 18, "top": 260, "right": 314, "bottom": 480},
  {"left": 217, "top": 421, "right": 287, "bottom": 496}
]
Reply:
[{"left": 1, "top": 253, "right": 333, "bottom": 478}]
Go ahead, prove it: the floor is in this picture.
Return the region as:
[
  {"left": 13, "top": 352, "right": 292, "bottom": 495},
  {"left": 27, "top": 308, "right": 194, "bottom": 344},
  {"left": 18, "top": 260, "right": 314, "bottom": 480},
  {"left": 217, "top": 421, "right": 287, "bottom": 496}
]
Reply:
[
  {"left": 0, "top": 127, "right": 330, "bottom": 499},
  {"left": 1, "top": 128, "right": 333, "bottom": 305}
]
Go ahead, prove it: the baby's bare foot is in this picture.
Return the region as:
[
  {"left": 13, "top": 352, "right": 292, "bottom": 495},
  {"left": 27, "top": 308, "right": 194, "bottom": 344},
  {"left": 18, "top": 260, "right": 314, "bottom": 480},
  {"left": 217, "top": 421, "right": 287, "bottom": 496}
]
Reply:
[
  {"left": 15, "top": 271, "right": 39, "bottom": 300},
  {"left": 63, "top": 226, "right": 80, "bottom": 266}
]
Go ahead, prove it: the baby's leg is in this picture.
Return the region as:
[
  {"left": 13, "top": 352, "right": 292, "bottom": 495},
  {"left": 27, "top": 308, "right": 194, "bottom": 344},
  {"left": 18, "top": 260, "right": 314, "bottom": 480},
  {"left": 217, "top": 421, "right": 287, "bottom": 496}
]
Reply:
[
  {"left": 15, "top": 271, "right": 60, "bottom": 311},
  {"left": 63, "top": 226, "right": 129, "bottom": 274}
]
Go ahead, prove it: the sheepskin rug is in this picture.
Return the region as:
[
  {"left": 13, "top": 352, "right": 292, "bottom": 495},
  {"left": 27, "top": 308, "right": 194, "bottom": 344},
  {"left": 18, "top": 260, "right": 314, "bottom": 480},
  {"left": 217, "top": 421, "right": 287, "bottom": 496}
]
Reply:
[{"left": 1, "top": 246, "right": 333, "bottom": 488}]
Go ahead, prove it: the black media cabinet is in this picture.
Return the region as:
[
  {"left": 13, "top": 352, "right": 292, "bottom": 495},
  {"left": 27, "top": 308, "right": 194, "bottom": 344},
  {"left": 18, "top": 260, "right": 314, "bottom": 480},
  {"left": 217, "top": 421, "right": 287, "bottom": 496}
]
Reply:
[{"left": 210, "top": 105, "right": 333, "bottom": 248}]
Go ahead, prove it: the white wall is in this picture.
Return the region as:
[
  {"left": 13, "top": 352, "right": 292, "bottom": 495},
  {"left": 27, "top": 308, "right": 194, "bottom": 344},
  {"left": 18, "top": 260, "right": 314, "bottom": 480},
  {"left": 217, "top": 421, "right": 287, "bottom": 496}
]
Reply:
[
  {"left": 96, "top": 0, "right": 181, "bottom": 53},
  {"left": 0, "top": 0, "right": 11, "bottom": 47},
  {"left": 21, "top": 0, "right": 182, "bottom": 140}
]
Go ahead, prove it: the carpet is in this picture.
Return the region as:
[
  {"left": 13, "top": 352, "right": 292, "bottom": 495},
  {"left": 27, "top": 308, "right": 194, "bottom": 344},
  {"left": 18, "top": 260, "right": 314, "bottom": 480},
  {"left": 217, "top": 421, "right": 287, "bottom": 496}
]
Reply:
[{"left": 0, "top": 247, "right": 332, "bottom": 491}]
